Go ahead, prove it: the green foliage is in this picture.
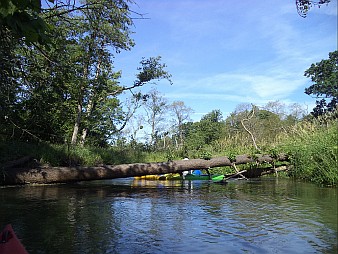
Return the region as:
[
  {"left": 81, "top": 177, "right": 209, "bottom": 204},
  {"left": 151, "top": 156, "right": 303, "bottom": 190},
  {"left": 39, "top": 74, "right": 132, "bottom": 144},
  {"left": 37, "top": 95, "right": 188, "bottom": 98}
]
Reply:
[
  {"left": 268, "top": 147, "right": 280, "bottom": 159},
  {"left": 165, "top": 147, "right": 176, "bottom": 161},
  {"left": 227, "top": 152, "right": 236, "bottom": 163},
  {"left": 0, "top": 0, "right": 172, "bottom": 146},
  {"left": 136, "top": 56, "right": 172, "bottom": 85},
  {"left": 182, "top": 110, "right": 226, "bottom": 152},
  {"left": 0, "top": 0, "right": 52, "bottom": 44},
  {"left": 210, "top": 166, "right": 234, "bottom": 175},
  {"left": 199, "top": 150, "right": 212, "bottom": 160},
  {"left": 304, "top": 50, "right": 338, "bottom": 117},
  {"left": 249, "top": 153, "right": 259, "bottom": 161},
  {"left": 224, "top": 104, "right": 285, "bottom": 150},
  {"left": 199, "top": 110, "right": 225, "bottom": 144}
]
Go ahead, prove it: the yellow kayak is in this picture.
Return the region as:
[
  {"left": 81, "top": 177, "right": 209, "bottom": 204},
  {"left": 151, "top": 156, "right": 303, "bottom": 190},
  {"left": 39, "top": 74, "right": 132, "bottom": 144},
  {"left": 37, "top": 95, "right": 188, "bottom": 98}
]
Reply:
[{"left": 134, "top": 173, "right": 225, "bottom": 181}]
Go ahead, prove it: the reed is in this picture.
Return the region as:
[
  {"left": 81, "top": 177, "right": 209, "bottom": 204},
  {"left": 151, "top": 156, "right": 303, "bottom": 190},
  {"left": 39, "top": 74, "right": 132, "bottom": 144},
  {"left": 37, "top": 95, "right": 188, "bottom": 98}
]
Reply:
[{"left": 277, "top": 117, "right": 338, "bottom": 186}]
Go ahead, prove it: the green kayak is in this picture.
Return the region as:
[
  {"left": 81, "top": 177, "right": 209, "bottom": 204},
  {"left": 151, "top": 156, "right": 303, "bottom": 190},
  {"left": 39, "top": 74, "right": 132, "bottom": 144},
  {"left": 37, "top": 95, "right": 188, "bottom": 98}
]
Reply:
[{"left": 168, "top": 174, "right": 224, "bottom": 181}]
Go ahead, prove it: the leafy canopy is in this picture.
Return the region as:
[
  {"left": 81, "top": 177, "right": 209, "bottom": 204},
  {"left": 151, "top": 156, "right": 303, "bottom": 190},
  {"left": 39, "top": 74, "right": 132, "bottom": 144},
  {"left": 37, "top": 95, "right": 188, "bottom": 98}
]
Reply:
[
  {"left": 304, "top": 50, "right": 338, "bottom": 116},
  {"left": 0, "top": 0, "right": 53, "bottom": 44}
]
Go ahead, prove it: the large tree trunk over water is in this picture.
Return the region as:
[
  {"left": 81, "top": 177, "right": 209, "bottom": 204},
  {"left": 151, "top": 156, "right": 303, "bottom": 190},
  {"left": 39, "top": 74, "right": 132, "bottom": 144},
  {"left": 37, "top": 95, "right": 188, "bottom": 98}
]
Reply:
[{"left": 1, "top": 154, "right": 288, "bottom": 185}]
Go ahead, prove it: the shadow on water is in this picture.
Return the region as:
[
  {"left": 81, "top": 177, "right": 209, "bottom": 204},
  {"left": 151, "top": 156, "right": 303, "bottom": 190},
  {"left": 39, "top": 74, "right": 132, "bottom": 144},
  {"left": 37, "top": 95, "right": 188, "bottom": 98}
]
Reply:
[{"left": 0, "top": 177, "right": 337, "bottom": 254}]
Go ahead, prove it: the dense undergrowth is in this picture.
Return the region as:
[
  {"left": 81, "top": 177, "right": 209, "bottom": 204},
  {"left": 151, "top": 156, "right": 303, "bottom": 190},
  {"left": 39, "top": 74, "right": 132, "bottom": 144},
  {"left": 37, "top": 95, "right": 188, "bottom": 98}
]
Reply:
[
  {"left": 278, "top": 119, "right": 338, "bottom": 186},
  {"left": 1, "top": 117, "right": 337, "bottom": 186}
]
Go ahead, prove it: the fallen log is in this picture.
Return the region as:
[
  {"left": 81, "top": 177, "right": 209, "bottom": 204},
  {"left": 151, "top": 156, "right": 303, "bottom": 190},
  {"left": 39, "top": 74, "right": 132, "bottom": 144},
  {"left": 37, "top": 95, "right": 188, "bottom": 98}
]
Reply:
[{"left": 0, "top": 154, "right": 289, "bottom": 185}]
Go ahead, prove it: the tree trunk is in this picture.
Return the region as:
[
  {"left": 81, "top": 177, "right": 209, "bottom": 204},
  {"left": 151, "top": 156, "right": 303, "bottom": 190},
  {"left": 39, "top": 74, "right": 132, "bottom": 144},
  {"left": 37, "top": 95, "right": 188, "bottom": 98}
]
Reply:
[
  {"left": 241, "top": 105, "right": 260, "bottom": 151},
  {"left": 71, "top": 103, "right": 82, "bottom": 145},
  {"left": 80, "top": 59, "right": 102, "bottom": 146},
  {"left": 71, "top": 65, "right": 88, "bottom": 145},
  {"left": 1, "top": 154, "right": 288, "bottom": 185}
]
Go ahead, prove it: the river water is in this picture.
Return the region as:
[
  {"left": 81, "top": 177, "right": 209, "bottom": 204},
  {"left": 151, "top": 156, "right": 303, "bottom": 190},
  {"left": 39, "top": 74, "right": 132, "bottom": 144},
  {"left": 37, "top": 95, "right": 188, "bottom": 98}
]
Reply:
[{"left": 0, "top": 177, "right": 337, "bottom": 254}]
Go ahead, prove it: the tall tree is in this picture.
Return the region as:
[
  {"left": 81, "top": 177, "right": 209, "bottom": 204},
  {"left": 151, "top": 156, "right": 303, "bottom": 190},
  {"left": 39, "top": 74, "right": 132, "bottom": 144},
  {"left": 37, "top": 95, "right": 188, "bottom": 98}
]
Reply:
[
  {"left": 263, "top": 100, "right": 286, "bottom": 120},
  {"left": 68, "top": 0, "right": 135, "bottom": 145},
  {"left": 199, "top": 110, "right": 225, "bottom": 145},
  {"left": 286, "top": 103, "right": 308, "bottom": 124},
  {"left": 0, "top": 0, "right": 53, "bottom": 141},
  {"left": 183, "top": 110, "right": 225, "bottom": 151},
  {"left": 169, "top": 101, "right": 193, "bottom": 148},
  {"left": 143, "top": 89, "right": 168, "bottom": 148},
  {"left": 0, "top": 0, "right": 172, "bottom": 145},
  {"left": 304, "top": 50, "right": 338, "bottom": 117}
]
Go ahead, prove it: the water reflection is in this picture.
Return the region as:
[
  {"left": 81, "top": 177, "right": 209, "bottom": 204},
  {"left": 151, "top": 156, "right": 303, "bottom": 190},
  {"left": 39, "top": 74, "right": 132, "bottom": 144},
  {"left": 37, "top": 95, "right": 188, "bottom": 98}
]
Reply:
[{"left": 0, "top": 178, "right": 337, "bottom": 254}]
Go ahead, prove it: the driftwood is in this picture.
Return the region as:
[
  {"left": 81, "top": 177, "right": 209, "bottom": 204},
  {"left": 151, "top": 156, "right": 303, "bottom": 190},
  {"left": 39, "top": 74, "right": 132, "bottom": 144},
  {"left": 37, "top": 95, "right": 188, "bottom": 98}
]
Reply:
[
  {"left": 0, "top": 154, "right": 289, "bottom": 185},
  {"left": 224, "top": 170, "right": 248, "bottom": 180}
]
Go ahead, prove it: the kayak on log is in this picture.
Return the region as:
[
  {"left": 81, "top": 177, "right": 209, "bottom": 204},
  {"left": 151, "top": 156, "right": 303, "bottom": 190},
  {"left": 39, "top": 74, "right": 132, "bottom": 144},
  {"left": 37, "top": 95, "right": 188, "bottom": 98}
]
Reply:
[
  {"left": 134, "top": 173, "right": 225, "bottom": 181},
  {"left": 0, "top": 224, "right": 29, "bottom": 254}
]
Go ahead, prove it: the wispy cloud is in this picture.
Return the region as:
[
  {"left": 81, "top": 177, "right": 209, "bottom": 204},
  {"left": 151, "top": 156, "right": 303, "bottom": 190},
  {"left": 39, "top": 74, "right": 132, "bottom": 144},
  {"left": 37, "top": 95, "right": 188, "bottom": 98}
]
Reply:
[
  {"left": 116, "top": 0, "right": 336, "bottom": 121},
  {"left": 167, "top": 72, "right": 305, "bottom": 103}
]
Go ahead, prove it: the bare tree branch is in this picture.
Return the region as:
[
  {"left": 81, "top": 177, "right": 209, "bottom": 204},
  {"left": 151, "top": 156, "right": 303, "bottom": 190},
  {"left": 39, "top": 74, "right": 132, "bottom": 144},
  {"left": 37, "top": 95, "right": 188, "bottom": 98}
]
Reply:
[{"left": 240, "top": 105, "right": 260, "bottom": 151}]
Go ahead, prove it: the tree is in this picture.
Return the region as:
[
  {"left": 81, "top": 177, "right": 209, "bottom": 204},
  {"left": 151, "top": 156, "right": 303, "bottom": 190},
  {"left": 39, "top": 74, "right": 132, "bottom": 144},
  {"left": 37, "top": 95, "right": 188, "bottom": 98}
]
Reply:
[
  {"left": 296, "top": 0, "right": 331, "bottom": 18},
  {"left": 304, "top": 50, "right": 338, "bottom": 117},
  {"left": 285, "top": 103, "right": 308, "bottom": 124},
  {"left": 225, "top": 103, "right": 254, "bottom": 135},
  {"left": 263, "top": 100, "right": 286, "bottom": 120},
  {"left": 199, "top": 110, "right": 225, "bottom": 145},
  {"left": 225, "top": 103, "right": 283, "bottom": 149},
  {"left": 183, "top": 110, "right": 225, "bottom": 152},
  {"left": 181, "top": 121, "right": 205, "bottom": 152},
  {"left": 142, "top": 89, "right": 169, "bottom": 148},
  {"left": 169, "top": 101, "right": 193, "bottom": 148},
  {"left": 68, "top": 0, "right": 135, "bottom": 145},
  {"left": 0, "top": 0, "right": 172, "bottom": 145},
  {"left": 0, "top": 0, "right": 54, "bottom": 141},
  {"left": 1, "top": 154, "right": 289, "bottom": 185}
]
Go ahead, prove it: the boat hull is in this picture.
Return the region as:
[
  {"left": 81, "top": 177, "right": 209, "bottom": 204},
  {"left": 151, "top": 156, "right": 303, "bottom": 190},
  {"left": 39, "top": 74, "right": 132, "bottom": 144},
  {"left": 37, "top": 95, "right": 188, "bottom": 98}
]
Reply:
[
  {"left": 0, "top": 224, "right": 28, "bottom": 254},
  {"left": 134, "top": 174, "right": 225, "bottom": 181}
]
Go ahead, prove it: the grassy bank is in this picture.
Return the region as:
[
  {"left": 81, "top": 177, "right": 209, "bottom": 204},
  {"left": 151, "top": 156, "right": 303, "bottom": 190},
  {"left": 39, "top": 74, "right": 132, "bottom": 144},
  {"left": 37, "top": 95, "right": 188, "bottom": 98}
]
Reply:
[{"left": 0, "top": 142, "right": 149, "bottom": 167}]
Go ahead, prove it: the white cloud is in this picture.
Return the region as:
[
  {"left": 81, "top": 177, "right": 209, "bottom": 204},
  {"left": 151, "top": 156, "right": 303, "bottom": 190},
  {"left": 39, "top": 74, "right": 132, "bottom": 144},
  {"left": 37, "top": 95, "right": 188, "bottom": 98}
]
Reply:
[
  {"left": 168, "top": 71, "right": 305, "bottom": 102},
  {"left": 116, "top": 0, "right": 336, "bottom": 123}
]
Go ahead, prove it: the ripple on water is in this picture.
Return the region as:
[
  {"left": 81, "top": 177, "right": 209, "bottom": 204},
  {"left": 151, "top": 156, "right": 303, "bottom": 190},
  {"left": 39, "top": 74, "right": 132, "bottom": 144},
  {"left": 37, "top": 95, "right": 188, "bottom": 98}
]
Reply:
[{"left": 0, "top": 178, "right": 336, "bottom": 254}]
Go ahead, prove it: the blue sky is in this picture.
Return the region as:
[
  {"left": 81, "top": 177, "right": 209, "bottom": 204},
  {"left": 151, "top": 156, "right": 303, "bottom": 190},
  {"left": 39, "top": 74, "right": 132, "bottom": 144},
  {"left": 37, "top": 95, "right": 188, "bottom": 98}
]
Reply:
[{"left": 115, "top": 0, "right": 337, "bottom": 122}]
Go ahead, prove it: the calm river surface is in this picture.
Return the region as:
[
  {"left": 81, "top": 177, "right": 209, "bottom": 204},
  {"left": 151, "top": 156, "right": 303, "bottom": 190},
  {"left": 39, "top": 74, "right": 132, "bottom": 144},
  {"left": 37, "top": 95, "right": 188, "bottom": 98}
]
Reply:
[{"left": 0, "top": 178, "right": 337, "bottom": 254}]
